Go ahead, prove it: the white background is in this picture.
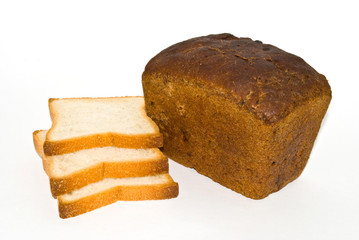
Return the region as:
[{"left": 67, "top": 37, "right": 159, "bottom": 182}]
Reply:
[{"left": 0, "top": 0, "right": 358, "bottom": 239}]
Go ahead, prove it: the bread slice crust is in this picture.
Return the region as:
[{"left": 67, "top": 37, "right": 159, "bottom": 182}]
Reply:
[
  {"left": 43, "top": 133, "right": 163, "bottom": 156},
  {"left": 58, "top": 174, "right": 179, "bottom": 219},
  {"left": 34, "top": 130, "right": 168, "bottom": 196}
]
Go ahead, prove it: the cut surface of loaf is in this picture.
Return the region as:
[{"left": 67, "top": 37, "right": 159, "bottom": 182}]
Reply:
[
  {"left": 58, "top": 173, "right": 179, "bottom": 218},
  {"left": 44, "top": 97, "right": 163, "bottom": 155},
  {"left": 33, "top": 130, "right": 168, "bottom": 196},
  {"left": 142, "top": 33, "right": 332, "bottom": 199}
]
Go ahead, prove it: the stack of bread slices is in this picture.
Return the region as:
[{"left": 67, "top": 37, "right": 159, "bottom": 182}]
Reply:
[{"left": 33, "top": 97, "right": 179, "bottom": 218}]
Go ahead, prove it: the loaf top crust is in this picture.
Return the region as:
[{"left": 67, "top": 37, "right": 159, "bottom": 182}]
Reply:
[{"left": 143, "top": 33, "right": 332, "bottom": 124}]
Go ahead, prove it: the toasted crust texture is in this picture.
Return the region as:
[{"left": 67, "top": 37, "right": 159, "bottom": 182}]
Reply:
[
  {"left": 33, "top": 130, "right": 169, "bottom": 196},
  {"left": 143, "top": 34, "right": 331, "bottom": 124},
  {"left": 142, "top": 33, "right": 331, "bottom": 199},
  {"left": 44, "top": 97, "right": 163, "bottom": 156},
  {"left": 58, "top": 176, "right": 179, "bottom": 219}
]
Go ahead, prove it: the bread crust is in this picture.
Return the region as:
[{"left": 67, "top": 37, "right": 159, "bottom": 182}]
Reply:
[
  {"left": 142, "top": 33, "right": 332, "bottom": 199},
  {"left": 33, "top": 130, "right": 51, "bottom": 174},
  {"left": 58, "top": 176, "right": 179, "bottom": 219},
  {"left": 34, "top": 130, "right": 168, "bottom": 196},
  {"left": 44, "top": 96, "right": 163, "bottom": 156},
  {"left": 43, "top": 133, "right": 163, "bottom": 156},
  {"left": 143, "top": 33, "right": 331, "bottom": 124},
  {"left": 49, "top": 158, "right": 169, "bottom": 196}
]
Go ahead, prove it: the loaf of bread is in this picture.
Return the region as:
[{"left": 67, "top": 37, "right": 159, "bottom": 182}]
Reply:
[{"left": 142, "top": 33, "right": 331, "bottom": 199}]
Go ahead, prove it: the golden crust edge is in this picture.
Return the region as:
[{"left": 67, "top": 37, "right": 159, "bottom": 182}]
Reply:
[
  {"left": 33, "top": 130, "right": 169, "bottom": 196},
  {"left": 58, "top": 176, "right": 179, "bottom": 219}
]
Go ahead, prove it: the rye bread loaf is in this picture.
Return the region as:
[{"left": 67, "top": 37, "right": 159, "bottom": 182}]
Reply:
[{"left": 142, "top": 33, "right": 331, "bottom": 199}]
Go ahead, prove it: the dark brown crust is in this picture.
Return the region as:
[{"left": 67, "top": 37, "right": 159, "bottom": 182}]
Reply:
[
  {"left": 143, "top": 33, "right": 331, "bottom": 124},
  {"left": 43, "top": 133, "right": 163, "bottom": 156},
  {"left": 58, "top": 179, "right": 179, "bottom": 218},
  {"left": 142, "top": 33, "right": 332, "bottom": 199}
]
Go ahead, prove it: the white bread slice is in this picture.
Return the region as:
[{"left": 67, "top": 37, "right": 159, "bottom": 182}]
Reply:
[
  {"left": 33, "top": 130, "right": 169, "bottom": 196},
  {"left": 58, "top": 173, "right": 179, "bottom": 218},
  {"left": 43, "top": 97, "right": 163, "bottom": 156}
]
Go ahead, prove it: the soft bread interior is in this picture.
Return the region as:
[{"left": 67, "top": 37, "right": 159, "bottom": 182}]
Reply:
[
  {"left": 35, "top": 130, "right": 163, "bottom": 177},
  {"left": 60, "top": 174, "right": 174, "bottom": 201},
  {"left": 47, "top": 97, "right": 158, "bottom": 141}
]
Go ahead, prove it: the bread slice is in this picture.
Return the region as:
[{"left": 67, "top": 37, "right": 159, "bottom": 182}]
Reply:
[
  {"left": 33, "top": 130, "right": 169, "bottom": 196},
  {"left": 43, "top": 97, "right": 163, "bottom": 156},
  {"left": 58, "top": 173, "right": 179, "bottom": 218}
]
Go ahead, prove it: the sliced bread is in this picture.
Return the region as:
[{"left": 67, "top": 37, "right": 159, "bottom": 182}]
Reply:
[
  {"left": 33, "top": 130, "right": 169, "bottom": 196},
  {"left": 43, "top": 97, "right": 163, "bottom": 156},
  {"left": 58, "top": 173, "right": 179, "bottom": 218}
]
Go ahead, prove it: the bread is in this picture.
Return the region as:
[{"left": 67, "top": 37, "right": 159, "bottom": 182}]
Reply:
[
  {"left": 33, "top": 130, "right": 169, "bottom": 196},
  {"left": 44, "top": 97, "right": 163, "bottom": 156},
  {"left": 142, "top": 33, "right": 332, "bottom": 199},
  {"left": 58, "top": 173, "right": 179, "bottom": 218}
]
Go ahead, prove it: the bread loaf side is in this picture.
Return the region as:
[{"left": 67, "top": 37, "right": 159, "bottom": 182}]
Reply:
[{"left": 142, "top": 33, "right": 331, "bottom": 199}]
